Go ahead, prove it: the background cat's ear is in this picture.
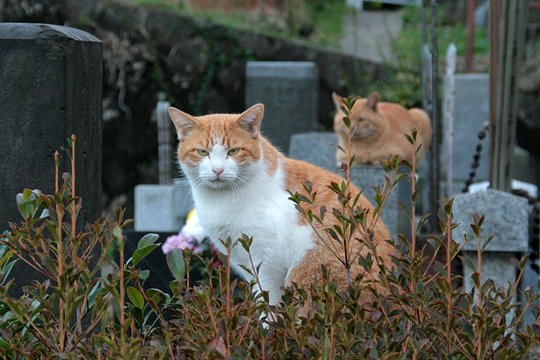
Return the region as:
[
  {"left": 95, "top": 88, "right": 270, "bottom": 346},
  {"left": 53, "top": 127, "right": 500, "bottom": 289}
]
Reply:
[
  {"left": 367, "top": 92, "right": 380, "bottom": 112},
  {"left": 168, "top": 107, "right": 196, "bottom": 140},
  {"left": 332, "top": 92, "right": 346, "bottom": 111},
  {"left": 237, "top": 103, "right": 264, "bottom": 139}
]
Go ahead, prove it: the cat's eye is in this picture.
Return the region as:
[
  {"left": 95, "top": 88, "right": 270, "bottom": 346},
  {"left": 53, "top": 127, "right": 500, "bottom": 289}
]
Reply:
[
  {"left": 196, "top": 149, "right": 209, "bottom": 156},
  {"left": 227, "top": 148, "right": 240, "bottom": 156}
]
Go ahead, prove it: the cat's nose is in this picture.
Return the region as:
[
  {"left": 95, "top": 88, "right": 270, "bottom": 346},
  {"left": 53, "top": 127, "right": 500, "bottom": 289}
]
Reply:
[{"left": 213, "top": 168, "right": 224, "bottom": 176}]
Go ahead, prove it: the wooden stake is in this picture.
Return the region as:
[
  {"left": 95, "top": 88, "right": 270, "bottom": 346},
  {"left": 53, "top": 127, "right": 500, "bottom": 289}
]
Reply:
[
  {"left": 466, "top": 0, "right": 476, "bottom": 72},
  {"left": 489, "top": 0, "right": 528, "bottom": 191}
]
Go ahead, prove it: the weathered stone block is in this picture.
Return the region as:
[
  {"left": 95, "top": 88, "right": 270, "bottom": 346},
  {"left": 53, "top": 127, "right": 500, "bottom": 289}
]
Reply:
[
  {"left": 289, "top": 132, "right": 338, "bottom": 172},
  {"left": 461, "top": 252, "right": 517, "bottom": 293},
  {"left": 0, "top": 23, "right": 102, "bottom": 229},
  {"left": 246, "top": 61, "right": 318, "bottom": 153},
  {"left": 452, "top": 189, "right": 529, "bottom": 252},
  {"left": 135, "top": 185, "right": 193, "bottom": 232}
]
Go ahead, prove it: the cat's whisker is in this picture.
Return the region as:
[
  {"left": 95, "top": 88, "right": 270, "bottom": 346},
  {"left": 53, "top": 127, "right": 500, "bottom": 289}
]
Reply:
[
  {"left": 229, "top": 181, "right": 240, "bottom": 197},
  {"left": 233, "top": 175, "right": 249, "bottom": 186}
]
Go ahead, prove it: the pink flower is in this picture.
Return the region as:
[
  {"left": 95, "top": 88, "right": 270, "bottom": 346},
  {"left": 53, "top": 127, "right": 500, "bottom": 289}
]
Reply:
[{"left": 162, "top": 232, "right": 205, "bottom": 255}]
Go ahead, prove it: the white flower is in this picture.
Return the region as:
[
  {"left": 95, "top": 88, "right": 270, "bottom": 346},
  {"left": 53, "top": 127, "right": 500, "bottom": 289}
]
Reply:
[{"left": 181, "top": 209, "right": 207, "bottom": 242}]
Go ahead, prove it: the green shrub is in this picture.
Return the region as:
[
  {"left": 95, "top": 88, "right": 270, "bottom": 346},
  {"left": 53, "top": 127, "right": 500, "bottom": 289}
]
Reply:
[{"left": 1, "top": 123, "right": 539, "bottom": 358}]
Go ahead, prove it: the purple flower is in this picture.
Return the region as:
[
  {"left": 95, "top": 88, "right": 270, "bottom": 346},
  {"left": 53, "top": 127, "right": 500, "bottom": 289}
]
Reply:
[{"left": 162, "top": 231, "right": 205, "bottom": 255}]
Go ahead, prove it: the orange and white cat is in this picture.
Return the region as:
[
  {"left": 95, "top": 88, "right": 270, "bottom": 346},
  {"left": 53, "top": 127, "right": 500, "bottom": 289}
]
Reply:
[
  {"left": 333, "top": 92, "right": 432, "bottom": 166},
  {"left": 169, "top": 104, "right": 393, "bottom": 305}
]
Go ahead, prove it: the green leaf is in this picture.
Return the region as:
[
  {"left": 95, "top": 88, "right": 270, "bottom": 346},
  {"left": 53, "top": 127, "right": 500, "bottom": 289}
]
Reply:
[
  {"left": 417, "top": 213, "right": 431, "bottom": 233},
  {"left": 319, "top": 205, "right": 327, "bottom": 220},
  {"left": 0, "top": 338, "right": 13, "bottom": 358},
  {"left": 239, "top": 235, "right": 253, "bottom": 252},
  {"left": 166, "top": 250, "right": 185, "bottom": 281},
  {"left": 126, "top": 286, "right": 145, "bottom": 309},
  {"left": 113, "top": 226, "right": 123, "bottom": 241},
  {"left": 139, "top": 270, "right": 150, "bottom": 280},
  {"left": 0, "top": 260, "right": 16, "bottom": 285},
  {"left": 471, "top": 272, "right": 481, "bottom": 289},
  {"left": 39, "top": 209, "right": 50, "bottom": 219},
  {"left": 401, "top": 160, "right": 412, "bottom": 172},
  {"left": 392, "top": 173, "right": 407, "bottom": 188},
  {"left": 132, "top": 244, "right": 159, "bottom": 267},
  {"left": 405, "top": 133, "right": 413, "bottom": 145},
  {"left": 146, "top": 288, "right": 166, "bottom": 303},
  {"left": 480, "top": 235, "right": 495, "bottom": 252},
  {"left": 16, "top": 189, "right": 39, "bottom": 219},
  {"left": 87, "top": 282, "right": 102, "bottom": 309},
  {"left": 138, "top": 233, "right": 159, "bottom": 249},
  {"left": 303, "top": 180, "right": 313, "bottom": 193},
  {"left": 0, "top": 246, "right": 13, "bottom": 267},
  {"left": 343, "top": 116, "right": 351, "bottom": 129},
  {"left": 238, "top": 264, "right": 254, "bottom": 276},
  {"left": 22, "top": 188, "right": 34, "bottom": 201}
]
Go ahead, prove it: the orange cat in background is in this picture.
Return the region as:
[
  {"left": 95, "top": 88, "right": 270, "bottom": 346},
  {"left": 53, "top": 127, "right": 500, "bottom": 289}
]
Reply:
[{"left": 333, "top": 92, "right": 432, "bottom": 166}]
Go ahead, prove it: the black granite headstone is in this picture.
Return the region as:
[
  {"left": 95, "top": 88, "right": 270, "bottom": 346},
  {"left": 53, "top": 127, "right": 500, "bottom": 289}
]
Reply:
[
  {"left": 0, "top": 23, "right": 102, "bottom": 228},
  {"left": 0, "top": 23, "right": 102, "bottom": 290}
]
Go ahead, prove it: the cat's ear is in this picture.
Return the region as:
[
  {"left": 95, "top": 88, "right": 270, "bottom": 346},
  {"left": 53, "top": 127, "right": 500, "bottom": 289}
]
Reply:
[
  {"left": 237, "top": 103, "right": 264, "bottom": 139},
  {"left": 367, "top": 92, "right": 380, "bottom": 112},
  {"left": 332, "top": 92, "right": 346, "bottom": 111},
  {"left": 168, "top": 107, "right": 197, "bottom": 140}
]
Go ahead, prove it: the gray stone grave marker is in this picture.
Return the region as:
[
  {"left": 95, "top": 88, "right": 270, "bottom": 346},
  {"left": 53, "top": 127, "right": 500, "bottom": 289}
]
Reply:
[
  {"left": 442, "top": 73, "right": 539, "bottom": 194},
  {"left": 453, "top": 190, "right": 529, "bottom": 305},
  {"left": 0, "top": 23, "right": 102, "bottom": 290},
  {"left": 245, "top": 61, "right": 318, "bottom": 153},
  {"left": 0, "top": 24, "right": 102, "bottom": 227},
  {"left": 442, "top": 73, "right": 490, "bottom": 195}
]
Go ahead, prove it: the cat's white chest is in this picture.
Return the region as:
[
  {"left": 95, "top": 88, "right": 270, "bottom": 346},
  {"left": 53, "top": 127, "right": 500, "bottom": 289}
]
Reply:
[{"left": 190, "top": 165, "right": 313, "bottom": 303}]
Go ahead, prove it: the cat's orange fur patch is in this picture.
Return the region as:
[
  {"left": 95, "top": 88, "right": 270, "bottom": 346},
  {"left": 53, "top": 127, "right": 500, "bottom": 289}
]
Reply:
[{"left": 283, "top": 158, "right": 393, "bottom": 299}]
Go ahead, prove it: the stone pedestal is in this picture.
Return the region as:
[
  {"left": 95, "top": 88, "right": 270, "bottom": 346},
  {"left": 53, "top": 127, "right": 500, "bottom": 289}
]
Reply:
[
  {"left": 245, "top": 61, "right": 318, "bottom": 153},
  {"left": 453, "top": 190, "right": 529, "bottom": 296},
  {"left": 135, "top": 185, "right": 193, "bottom": 232}
]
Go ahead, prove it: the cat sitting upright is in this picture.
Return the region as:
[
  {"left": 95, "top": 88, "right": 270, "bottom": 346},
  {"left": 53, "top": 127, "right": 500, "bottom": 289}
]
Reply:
[
  {"left": 168, "top": 103, "right": 393, "bottom": 305},
  {"left": 333, "top": 92, "right": 432, "bottom": 166}
]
